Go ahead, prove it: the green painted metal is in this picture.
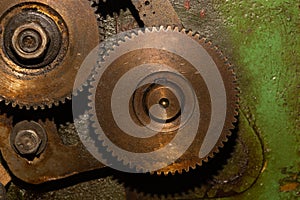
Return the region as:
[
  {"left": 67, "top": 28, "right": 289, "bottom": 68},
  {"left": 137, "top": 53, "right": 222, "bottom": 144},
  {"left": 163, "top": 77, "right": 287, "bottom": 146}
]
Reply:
[{"left": 215, "top": 0, "right": 299, "bottom": 199}]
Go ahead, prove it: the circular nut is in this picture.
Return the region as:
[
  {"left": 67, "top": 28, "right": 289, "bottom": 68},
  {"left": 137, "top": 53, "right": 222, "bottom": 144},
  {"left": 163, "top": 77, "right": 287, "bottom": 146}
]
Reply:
[{"left": 11, "top": 23, "right": 48, "bottom": 60}]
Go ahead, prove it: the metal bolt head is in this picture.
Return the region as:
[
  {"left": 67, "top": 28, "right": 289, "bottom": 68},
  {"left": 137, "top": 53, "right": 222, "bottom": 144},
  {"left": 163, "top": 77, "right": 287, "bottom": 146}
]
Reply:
[
  {"left": 10, "top": 121, "right": 47, "bottom": 157},
  {"left": 14, "top": 129, "right": 42, "bottom": 155},
  {"left": 11, "top": 22, "right": 48, "bottom": 60}
]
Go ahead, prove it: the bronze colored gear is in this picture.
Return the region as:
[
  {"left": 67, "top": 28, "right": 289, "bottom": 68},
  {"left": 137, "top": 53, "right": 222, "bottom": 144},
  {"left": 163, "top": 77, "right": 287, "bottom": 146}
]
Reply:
[
  {"left": 87, "top": 26, "right": 238, "bottom": 174},
  {"left": 0, "top": 0, "right": 100, "bottom": 109}
]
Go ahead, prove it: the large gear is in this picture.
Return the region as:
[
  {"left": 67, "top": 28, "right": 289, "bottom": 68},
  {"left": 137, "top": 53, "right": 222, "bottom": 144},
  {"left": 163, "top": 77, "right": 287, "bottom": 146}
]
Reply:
[
  {"left": 0, "top": 0, "right": 100, "bottom": 109},
  {"left": 83, "top": 26, "right": 239, "bottom": 174}
]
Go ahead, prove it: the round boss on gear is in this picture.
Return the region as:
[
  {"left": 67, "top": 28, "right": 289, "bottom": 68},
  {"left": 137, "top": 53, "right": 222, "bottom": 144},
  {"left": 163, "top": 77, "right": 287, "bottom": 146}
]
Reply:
[
  {"left": 82, "top": 26, "right": 238, "bottom": 174},
  {"left": 0, "top": 0, "right": 100, "bottom": 109}
]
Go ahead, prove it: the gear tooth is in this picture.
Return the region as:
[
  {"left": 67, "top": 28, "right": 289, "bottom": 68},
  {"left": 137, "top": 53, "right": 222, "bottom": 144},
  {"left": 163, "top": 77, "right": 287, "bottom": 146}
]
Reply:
[
  {"left": 66, "top": 95, "right": 72, "bottom": 101},
  {"left": 218, "top": 141, "right": 225, "bottom": 149},
  {"left": 206, "top": 41, "right": 213, "bottom": 47},
  {"left": 91, "top": 123, "right": 97, "bottom": 132},
  {"left": 177, "top": 169, "right": 184, "bottom": 174},
  {"left": 89, "top": 81, "right": 97, "bottom": 91},
  {"left": 111, "top": 150, "right": 119, "bottom": 158},
  {"left": 223, "top": 56, "right": 229, "bottom": 63},
  {"left": 151, "top": 26, "right": 157, "bottom": 32},
  {"left": 227, "top": 63, "right": 234, "bottom": 70},
  {"left": 137, "top": 29, "right": 145, "bottom": 35},
  {"left": 202, "top": 156, "right": 209, "bottom": 163},
  {"left": 157, "top": 170, "right": 163, "bottom": 176},
  {"left": 177, "top": 168, "right": 183, "bottom": 174},
  {"left": 90, "top": 85, "right": 97, "bottom": 95},
  {"left": 123, "top": 160, "right": 130, "bottom": 167},
  {"left": 194, "top": 34, "right": 201, "bottom": 41},
  {"left": 233, "top": 112, "right": 239, "bottom": 119},
  {"left": 32, "top": 105, "right": 38, "bottom": 110},
  {"left": 44, "top": 104, "right": 53, "bottom": 109},
  {"left": 213, "top": 45, "right": 219, "bottom": 52},
  {"left": 166, "top": 26, "right": 172, "bottom": 31},
  {"left": 117, "top": 35, "right": 126, "bottom": 43},
  {"left": 145, "top": 27, "right": 152, "bottom": 33},
  {"left": 72, "top": 83, "right": 82, "bottom": 96},
  {"left": 73, "top": 90, "right": 79, "bottom": 97},
  {"left": 11, "top": 102, "right": 17, "bottom": 108},
  {"left": 87, "top": 96, "right": 94, "bottom": 106},
  {"left": 190, "top": 163, "right": 196, "bottom": 170},
  {"left": 230, "top": 121, "right": 237, "bottom": 128},
  {"left": 173, "top": 26, "right": 179, "bottom": 32},
  {"left": 90, "top": 117, "right": 98, "bottom": 127},
  {"left": 159, "top": 171, "right": 171, "bottom": 176},
  {"left": 170, "top": 170, "right": 176, "bottom": 176},
  {"left": 187, "top": 30, "right": 193, "bottom": 36},
  {"left": 53, "top": 101, "right": 60, "bottom": 107},
  {"left": 128, "top": 30, "right": 137, "bottom": 37},
  {"left": 198, "top": 159, "right": 204, "bottom": 166},
  {"left": 157, "top": 171, "right": 163, "bottom": 176}
]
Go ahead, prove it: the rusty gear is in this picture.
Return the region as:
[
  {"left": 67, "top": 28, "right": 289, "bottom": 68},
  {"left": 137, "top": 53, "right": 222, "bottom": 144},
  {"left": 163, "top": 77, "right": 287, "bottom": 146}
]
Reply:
[
  {"left": 0, "top": 0, "right": 100, "bottom": 109},
  {"left": 86, "top": 26, "right": 238, "bottom": 174}
]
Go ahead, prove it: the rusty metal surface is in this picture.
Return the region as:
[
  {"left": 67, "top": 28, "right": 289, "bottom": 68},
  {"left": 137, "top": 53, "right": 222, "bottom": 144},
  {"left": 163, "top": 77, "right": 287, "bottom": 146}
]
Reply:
[
  {"left": 0, "top": 115, "right": 104, "bottom": 185},
  {"left": 131, "top": 0, "right": 182, "bottom": 27},
  {"left": 0, "top": 163, "right": 11, "bottom": 187},
  {"left": 0, "top": 0, "right": 99, "bottom": 109}
]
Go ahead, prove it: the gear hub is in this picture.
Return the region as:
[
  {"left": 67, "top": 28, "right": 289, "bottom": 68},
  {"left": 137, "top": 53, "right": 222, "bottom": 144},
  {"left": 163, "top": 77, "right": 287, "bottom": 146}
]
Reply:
[
  {"left": 4, "top": 10, "right": 62, "bottom": 68},
  {"left": 0, "top": 0, "right": 100, "bottom": 109}
]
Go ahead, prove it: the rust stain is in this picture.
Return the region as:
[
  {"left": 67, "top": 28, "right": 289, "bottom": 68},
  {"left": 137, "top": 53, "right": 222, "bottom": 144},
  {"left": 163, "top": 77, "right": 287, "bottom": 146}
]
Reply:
[
  {"left": 184, "top": 0, "right": 190, "bottom": 10},
  {"left": 280, "top": 182, "right": 300, "bottom": 192},
  {"left": 0, "top": 164, "right": 11, "bottom": 186},
  {"left": 200, "top": 9, "right": 205, "bottom": 18}
]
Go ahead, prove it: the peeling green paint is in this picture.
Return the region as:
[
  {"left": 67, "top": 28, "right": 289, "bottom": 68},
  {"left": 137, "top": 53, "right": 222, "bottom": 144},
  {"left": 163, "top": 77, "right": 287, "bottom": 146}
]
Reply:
[{"left": 215, "top": 0, "right": 300, "bottom": 199}]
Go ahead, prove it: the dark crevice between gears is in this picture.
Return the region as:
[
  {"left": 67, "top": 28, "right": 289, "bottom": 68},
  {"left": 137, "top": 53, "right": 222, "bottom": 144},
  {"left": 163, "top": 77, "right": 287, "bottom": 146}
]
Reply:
[
  {"left": 94, "top": 0, "right": 145, "bottom": 27},
  {"left": 1, "top": 122, "right": 239, "bottom": 199},
  {"left": 109, "top": 123, "right": 240, "bottom": 198},
  {"left": 0, "top": 100, "right": 73, "bottom": 127}
]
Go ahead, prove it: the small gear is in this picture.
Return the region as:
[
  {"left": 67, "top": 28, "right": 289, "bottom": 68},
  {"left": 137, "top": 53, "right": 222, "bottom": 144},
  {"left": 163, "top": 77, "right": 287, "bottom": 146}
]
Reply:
[
  {"left": 82, "top": 26, "right": 238, "bottom": 174},
  {"left": 0, "top": 0, "right": 100, "bottom": 109},
  {"left": 88, "top": 0, "right": 109, "bottom": 40},
  {"left": 89, "top": 0, "right": 142, "bottom": 40}
]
